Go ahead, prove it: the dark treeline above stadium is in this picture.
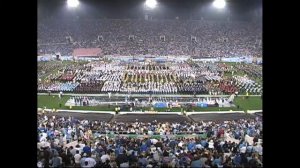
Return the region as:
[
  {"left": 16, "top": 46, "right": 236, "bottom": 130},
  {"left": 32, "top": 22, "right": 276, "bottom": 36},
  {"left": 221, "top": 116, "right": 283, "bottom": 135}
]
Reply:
[{"left": 38, "top": 0, "right": 262, "bottom": 21}]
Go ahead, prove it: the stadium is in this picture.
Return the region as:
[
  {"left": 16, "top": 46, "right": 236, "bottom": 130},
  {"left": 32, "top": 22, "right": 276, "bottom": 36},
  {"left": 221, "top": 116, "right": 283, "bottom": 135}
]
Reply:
[{"left": 37, "top": 0, "right": 262, "bottom": 167}]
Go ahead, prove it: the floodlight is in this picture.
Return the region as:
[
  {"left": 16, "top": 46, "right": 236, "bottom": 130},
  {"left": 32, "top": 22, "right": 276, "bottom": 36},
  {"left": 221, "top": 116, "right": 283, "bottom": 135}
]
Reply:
[
  {"left": 67, "top": 0, "right": 79, "bottom": 8},
  {"left": 145, "top": 0, "right": 157, "bottom": 9},
  {"left": 213, "top": 0, "right": 226, "bottom": 9}
]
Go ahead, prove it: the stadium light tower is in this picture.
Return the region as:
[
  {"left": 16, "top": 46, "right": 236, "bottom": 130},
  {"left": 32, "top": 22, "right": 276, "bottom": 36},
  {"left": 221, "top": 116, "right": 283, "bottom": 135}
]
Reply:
[
  {"left": 67, "top": 0, "right": 80, "bottom": 8},
  {"left": 145, "top": 0, "right": 157, "bottom": 9},
  {"left": 213, "top": 0, "right": 226, "bottom": 9}
]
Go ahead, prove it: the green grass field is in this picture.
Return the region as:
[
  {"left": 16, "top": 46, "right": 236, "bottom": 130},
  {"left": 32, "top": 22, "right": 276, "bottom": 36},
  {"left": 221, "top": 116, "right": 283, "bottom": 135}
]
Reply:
[
  {"left": 38, "top": 95, "right": 70, "bottom": 109},
  {"left": 38, "top": 95, "right": 262, "bottom": 112},
  {"left": 234, "top": 96, "right": 262, "bottom": 111}
]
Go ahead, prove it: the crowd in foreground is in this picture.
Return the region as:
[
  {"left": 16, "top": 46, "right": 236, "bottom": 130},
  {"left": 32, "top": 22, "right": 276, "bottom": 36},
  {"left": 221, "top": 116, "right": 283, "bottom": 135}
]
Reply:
[{"left": 37, "top": 113, "right": 263, "bottom": 168}]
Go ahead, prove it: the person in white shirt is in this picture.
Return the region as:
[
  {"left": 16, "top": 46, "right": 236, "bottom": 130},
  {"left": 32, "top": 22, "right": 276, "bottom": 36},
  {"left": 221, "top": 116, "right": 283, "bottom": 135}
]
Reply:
[
  {"left": 195, "top": 144, "right": 203, "bottom": 149},
  {"left": 208, "top": 140, "right": 214, "bottom": 149},
  {"left": 253, "top": 143, "right": 263, "bottom": 155},
  {"left": 74, "top": 150, "right": 81, "bottom": 166},
  {"left": 37, "top": 159, "right": 44, "bottom": 168},
  {"left": 70, "top": 146, "right": 77, "bottom": 156},
  {"left": 39, "top": 132, "right": 47, "bottom": 142},
  {"left": 150, "top": 139, "right": 158, "bottom": 145},
  {"left": 240, "top": 146, "right": 247, "bottom": 154},
  {"left": 178, "top": 141, "right": 184, "bottom": 147},
  {"left": 153, "top": 150, "right": 160, "bottom": 162},
  {"left": 101, "top": 153, "right": 110, "bottom": 163},
  {"left": 85, "top": 156, "right": 97, "bottom": 167}
]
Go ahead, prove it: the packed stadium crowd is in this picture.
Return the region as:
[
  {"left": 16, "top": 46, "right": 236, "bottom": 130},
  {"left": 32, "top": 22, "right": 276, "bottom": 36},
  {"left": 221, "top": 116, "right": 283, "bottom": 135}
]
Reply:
[
  {"left": 38, "top": 61, "right": 262, "bottom": 95},
  {"left": 37, "top": 113, "right": 262, "bottom": 168},
  {"left": 38, "top": 19, "right": 262, "bottom": 57},
  {"left": 37, "top": 2, "right": 262, "bottom": 168}
]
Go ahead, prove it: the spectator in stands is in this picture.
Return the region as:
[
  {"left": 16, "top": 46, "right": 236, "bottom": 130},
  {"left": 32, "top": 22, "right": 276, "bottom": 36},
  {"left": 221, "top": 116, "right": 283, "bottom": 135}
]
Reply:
[
  {"left": 38, "top": 19, "right": 261, "bottom": 57},
  {"left": 37, "top": 109, "right": 263, "bottom": 167},
  {"left": 74, "top": 150, "right": 81, "bottom": 167}
]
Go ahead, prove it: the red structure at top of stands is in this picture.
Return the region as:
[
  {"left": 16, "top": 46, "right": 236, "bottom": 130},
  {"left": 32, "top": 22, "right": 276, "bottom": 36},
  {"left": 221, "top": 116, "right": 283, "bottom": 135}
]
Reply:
[{"left": 73, "top": 48, "right": 102, "bottom": 57}]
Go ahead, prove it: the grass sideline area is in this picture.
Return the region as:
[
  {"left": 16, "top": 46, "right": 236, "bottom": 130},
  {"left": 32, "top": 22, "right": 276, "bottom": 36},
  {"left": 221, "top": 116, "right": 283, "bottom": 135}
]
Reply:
[
  {"left": 38, "top": 95, "right": 116, "bottom": 111},
  {"left": 38, "top": 95, "right": 262, "bottom": 112}
]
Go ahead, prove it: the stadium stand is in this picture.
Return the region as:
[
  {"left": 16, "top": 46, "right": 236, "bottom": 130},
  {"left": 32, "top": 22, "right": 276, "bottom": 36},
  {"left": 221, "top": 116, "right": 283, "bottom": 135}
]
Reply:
[{"left": 38, "top": 19, "right": 262, "bottom": 57}]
